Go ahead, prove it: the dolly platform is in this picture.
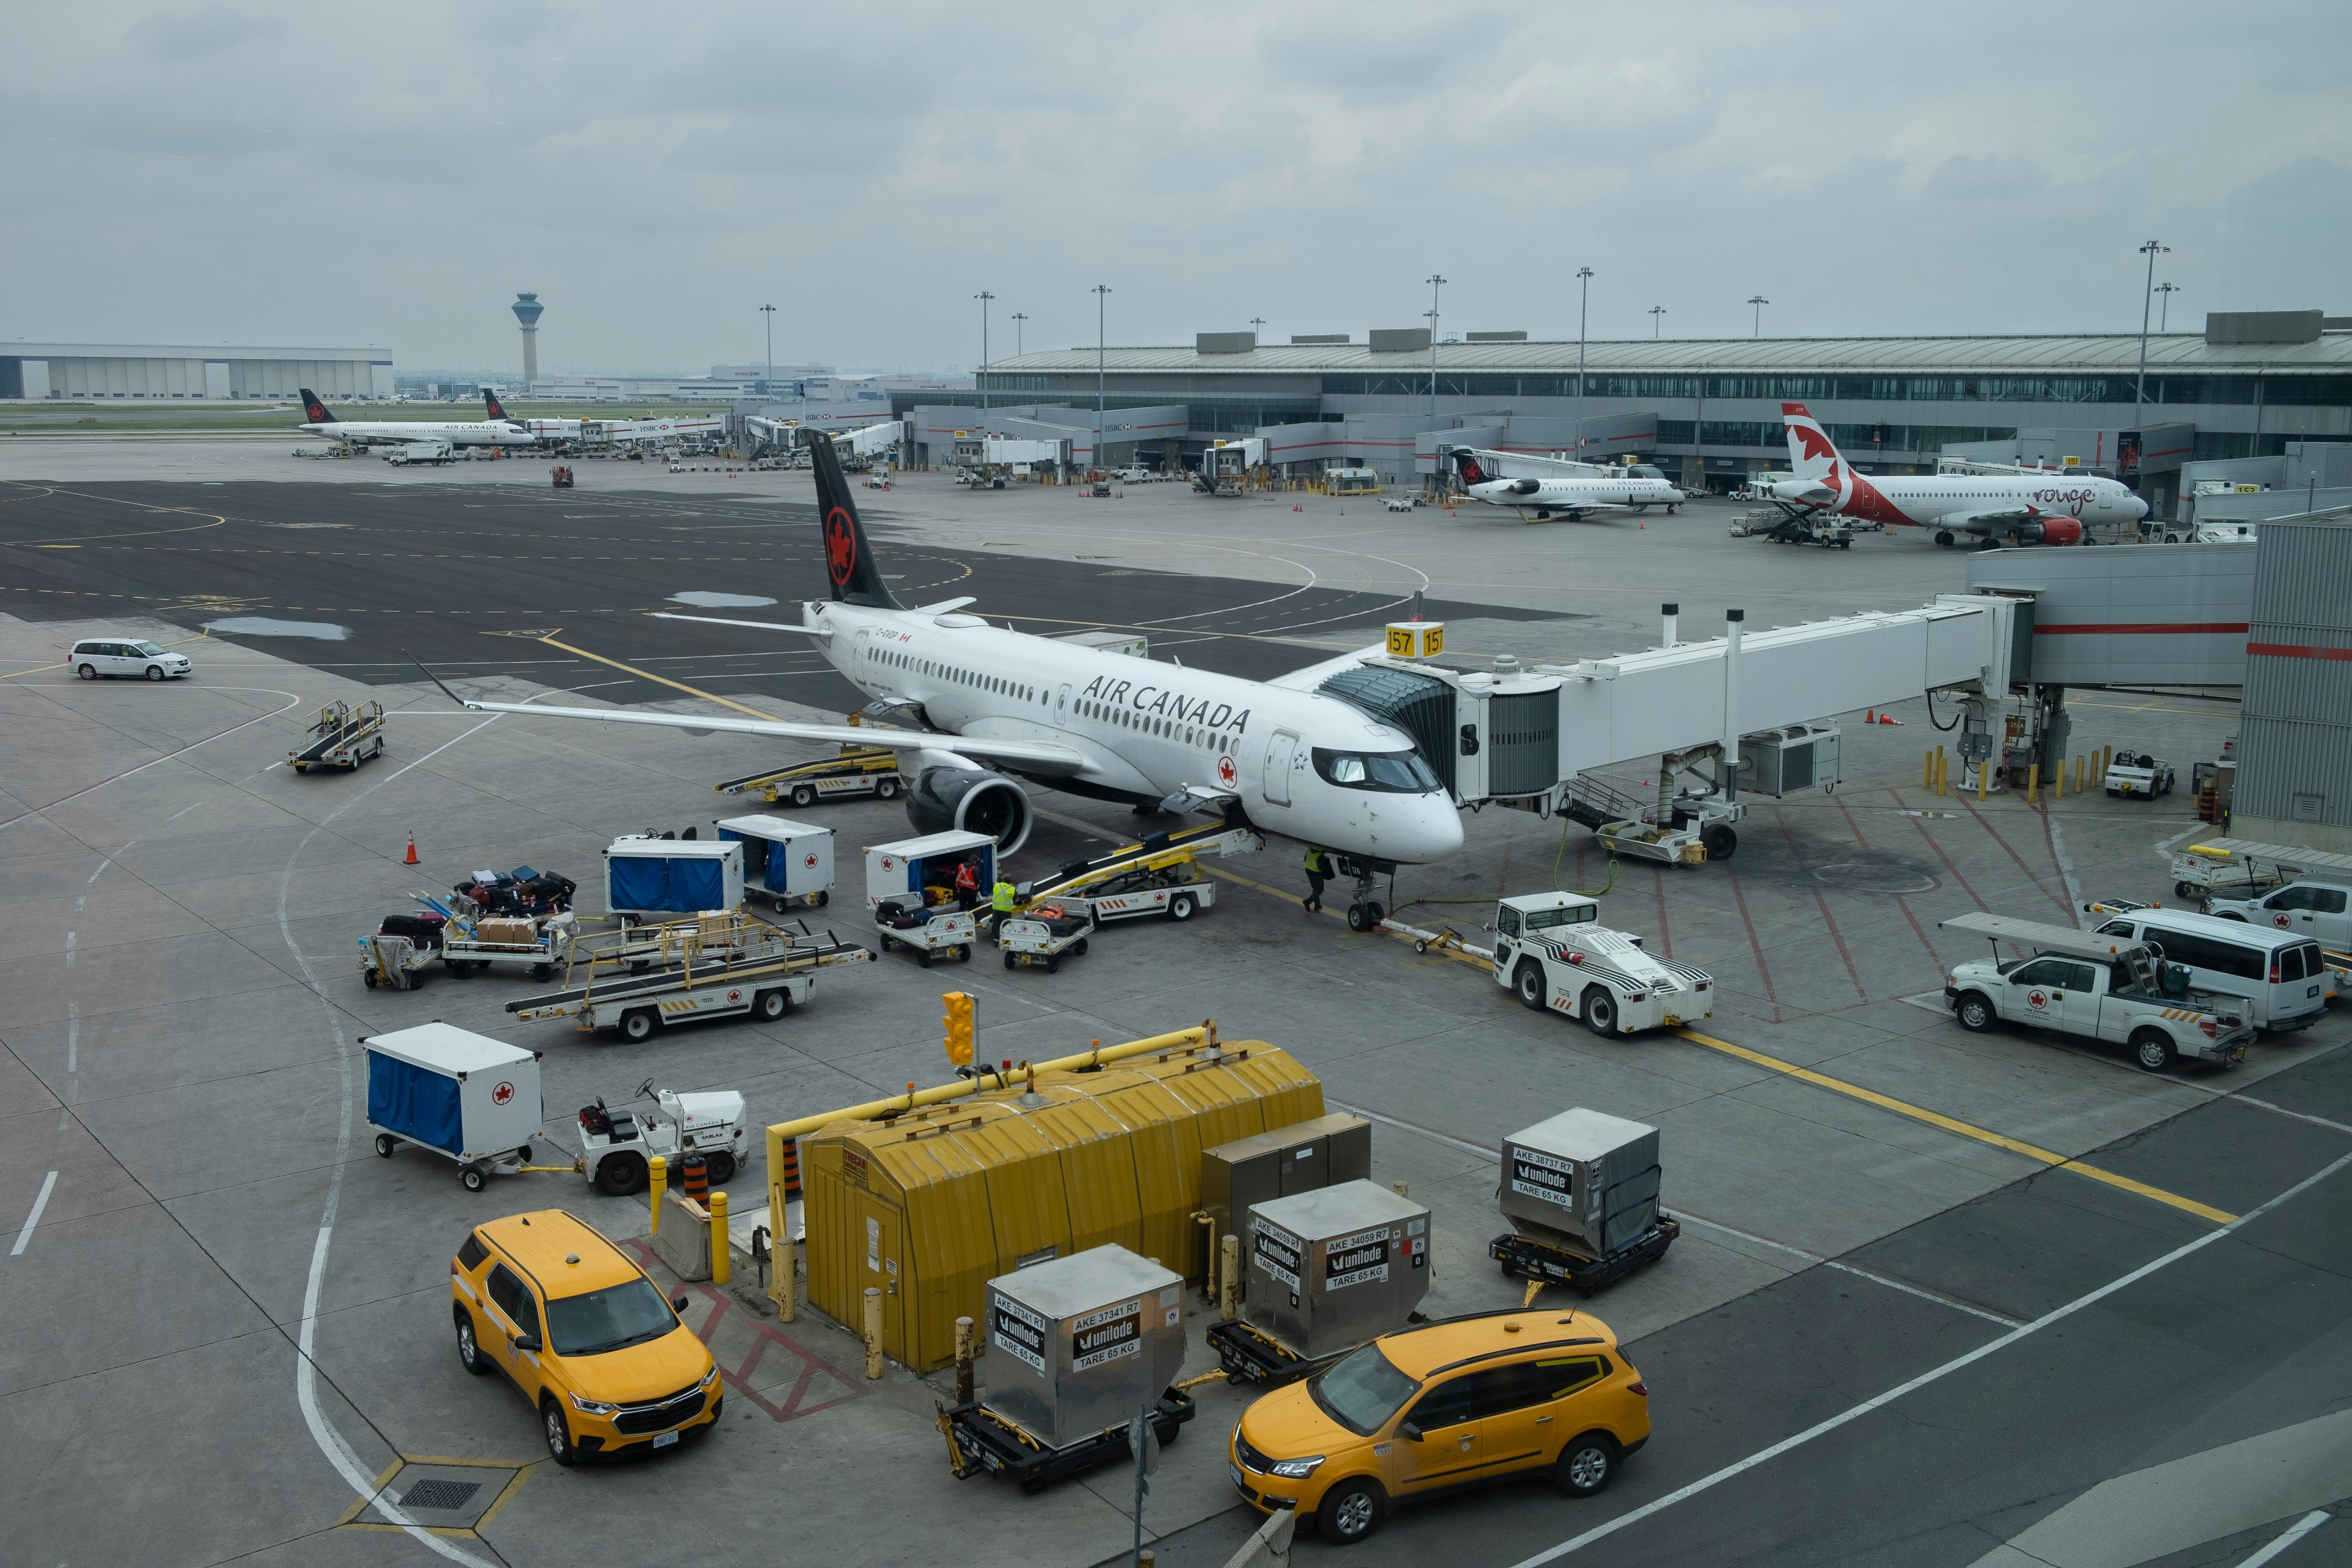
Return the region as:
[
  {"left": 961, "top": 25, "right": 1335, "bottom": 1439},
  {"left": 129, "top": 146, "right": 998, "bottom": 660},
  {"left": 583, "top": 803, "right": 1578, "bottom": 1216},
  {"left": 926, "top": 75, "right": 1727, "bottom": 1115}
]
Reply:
[
  {"left": 1489, "top": 1218, "right": 1679, "bottom": 1298},
  {"left": 938, "top": 1386, "right": 1193, "bottom": 1493}
]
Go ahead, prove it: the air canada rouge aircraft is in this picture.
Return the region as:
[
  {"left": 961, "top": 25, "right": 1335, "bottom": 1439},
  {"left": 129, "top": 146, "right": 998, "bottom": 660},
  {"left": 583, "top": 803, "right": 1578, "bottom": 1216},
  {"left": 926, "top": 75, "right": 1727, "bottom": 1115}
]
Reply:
[
  {"left": 427, "top": 429, "right": 1464, "bottom": 920},
  {"left": 294, "top": 390, "right": 537, "bottom": 448},
  {"left": 1763, "top": 403, "right": 2147, "bottom": 547},
  {"left": 1451, "top": 449, "right": 1686, "bottom": 521}
]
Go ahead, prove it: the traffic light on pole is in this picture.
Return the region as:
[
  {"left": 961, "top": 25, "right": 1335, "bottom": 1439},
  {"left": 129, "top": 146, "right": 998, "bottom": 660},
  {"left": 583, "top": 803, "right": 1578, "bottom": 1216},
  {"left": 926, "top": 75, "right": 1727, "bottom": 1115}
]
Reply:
[{"left": 942, "top": 991, "right": 975, "bottom": 1066}]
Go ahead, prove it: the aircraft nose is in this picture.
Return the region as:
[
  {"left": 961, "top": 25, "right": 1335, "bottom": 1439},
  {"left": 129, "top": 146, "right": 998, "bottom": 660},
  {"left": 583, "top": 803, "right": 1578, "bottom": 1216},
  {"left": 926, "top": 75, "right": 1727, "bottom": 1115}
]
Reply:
[
  {"left": 1398, "top": 797, "right": 1466, "bottom": 863},
  {"left": 2128, "top": 494, "right": 2149, "bottom": 520}
]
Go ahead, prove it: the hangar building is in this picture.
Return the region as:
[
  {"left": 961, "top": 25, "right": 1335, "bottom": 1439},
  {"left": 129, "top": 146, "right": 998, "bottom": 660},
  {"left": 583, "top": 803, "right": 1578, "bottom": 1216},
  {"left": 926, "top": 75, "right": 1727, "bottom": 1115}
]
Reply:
[{"left": 0, "top": 342, "right": 395, "bottom": 401}]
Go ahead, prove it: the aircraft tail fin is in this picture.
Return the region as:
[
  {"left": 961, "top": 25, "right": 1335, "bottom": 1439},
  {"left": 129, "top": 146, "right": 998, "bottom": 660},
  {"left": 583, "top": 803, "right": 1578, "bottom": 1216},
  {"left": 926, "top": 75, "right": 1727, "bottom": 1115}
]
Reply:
[
  {"left": 803, "top": 429, "right": 906, "bottom": 609},
  {"left": 1453, "top": 450, "right": 1490, "bottom": 485},
  {"left": 483, "top": 389, "right": 513, "bottom": 422},
  {"left": 299, "top": 389, "right": 336, "bottom": 424},
  {"left": 1781, "top": 402, "right": 1840, "bottom": 479}
]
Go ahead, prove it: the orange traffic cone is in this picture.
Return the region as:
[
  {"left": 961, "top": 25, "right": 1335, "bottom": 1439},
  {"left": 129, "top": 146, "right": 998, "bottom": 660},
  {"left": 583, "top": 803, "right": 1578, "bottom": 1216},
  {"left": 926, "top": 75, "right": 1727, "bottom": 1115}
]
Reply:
[
  {"left": 1866, "top": 710, "right": 1875, "bottom": 723},
  {"left": 404, "top": 832, "right": 419, "bottom": 866}
]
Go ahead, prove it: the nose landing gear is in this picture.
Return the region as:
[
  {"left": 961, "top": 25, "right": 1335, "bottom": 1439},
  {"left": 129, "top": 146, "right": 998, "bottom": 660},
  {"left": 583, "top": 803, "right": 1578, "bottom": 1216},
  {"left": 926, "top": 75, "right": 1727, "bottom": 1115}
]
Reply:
[{"left": 1342, "top": 864, "right": 1387, "bottom": 932}]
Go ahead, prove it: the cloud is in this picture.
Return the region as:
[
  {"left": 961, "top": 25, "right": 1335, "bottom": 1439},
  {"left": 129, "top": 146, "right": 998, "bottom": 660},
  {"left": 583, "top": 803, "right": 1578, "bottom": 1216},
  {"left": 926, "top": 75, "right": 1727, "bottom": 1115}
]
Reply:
[
  {"left": 124, "top": 6, "right": 281, "bottom": 62},
  {"left": 1927, "top": 153, "right": 2049, "bottom": 201}
]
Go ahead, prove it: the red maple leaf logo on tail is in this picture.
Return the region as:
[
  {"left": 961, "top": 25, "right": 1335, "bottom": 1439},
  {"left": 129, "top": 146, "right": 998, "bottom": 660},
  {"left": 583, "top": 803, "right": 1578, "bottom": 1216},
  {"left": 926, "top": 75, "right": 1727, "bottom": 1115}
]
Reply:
[
  {"left": 1792, "top": 425, "right": 1836, "bottom": 463},
  {"left": 824, "top": 508, "right": 857, "bottom": 586}
]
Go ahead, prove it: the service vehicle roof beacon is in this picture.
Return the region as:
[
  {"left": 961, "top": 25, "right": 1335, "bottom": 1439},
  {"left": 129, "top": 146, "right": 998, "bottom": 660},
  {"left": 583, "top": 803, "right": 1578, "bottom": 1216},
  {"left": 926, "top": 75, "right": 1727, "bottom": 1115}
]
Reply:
[
  {"left": 1502, "top": 1109, "right": 1662, "bottom": 1257},
  {"left": 1243, "top": 1180, "right": 1431, "bottom": 1360},
  {"left": 982, "top": 1244, "right": 1187, "bottom": 1450}
]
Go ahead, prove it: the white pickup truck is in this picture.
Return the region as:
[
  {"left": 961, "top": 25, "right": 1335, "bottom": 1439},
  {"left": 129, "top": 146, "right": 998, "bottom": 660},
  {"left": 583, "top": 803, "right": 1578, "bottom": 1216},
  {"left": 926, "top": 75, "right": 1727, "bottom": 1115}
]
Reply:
[
  {"left": 1491, "top": 891, "right": 1714, "bottom": 1036},
  {"left": 1938, "top": 912, "right": 2253, "bottom": 1071}
]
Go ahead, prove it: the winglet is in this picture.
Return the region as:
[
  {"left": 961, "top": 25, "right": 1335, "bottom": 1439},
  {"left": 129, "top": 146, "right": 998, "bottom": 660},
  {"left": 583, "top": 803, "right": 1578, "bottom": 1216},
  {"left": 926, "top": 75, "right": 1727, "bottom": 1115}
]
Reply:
[{"left": 403, "top": 648, "right": 478, "bottom": 710}]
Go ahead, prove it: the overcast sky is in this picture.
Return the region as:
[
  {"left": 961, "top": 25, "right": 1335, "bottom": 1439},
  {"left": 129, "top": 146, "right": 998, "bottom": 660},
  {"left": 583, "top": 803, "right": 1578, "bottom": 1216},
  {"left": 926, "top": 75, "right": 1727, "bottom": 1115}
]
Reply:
[{"left": 7, "top": 2, "right": 2346, "bottom": 376}]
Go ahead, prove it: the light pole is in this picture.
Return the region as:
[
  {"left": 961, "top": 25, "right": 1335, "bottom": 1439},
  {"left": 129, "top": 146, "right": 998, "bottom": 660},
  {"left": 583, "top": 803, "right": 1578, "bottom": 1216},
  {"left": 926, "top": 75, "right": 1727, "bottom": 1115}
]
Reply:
[
  {"left": 1574, "top": 267, "right": 1593, "bottom": 457},
  {"left": 759, "top": 303, "right": 776, "bottom": 397},
  {"left": 2133, "top": 239, "right": 2169, "bottom": 428},
  {"left": 975, "top": 292, "right": 994, "bottom": 412},
  {"left": 1011, "top": 312, "right": 1028, "bottom": 359},
  {"left": 1648, "top": 305, "right": 1665, "bottom": 339},
  {"left": 2154, "top": 281, "right": 2179, "bottom": 332},
  {"left": 1093, "top": 284, "right": 1112, "bottom": 469},
  {"left": 1425, "top": 273, "right": 1447, "bottom": 424},
  {"left": 1747, "top": 295, "right": 1768, "bottom": 338},
  {"left": 1250, "top": 315, "right": 1266, "bottom": 343}
]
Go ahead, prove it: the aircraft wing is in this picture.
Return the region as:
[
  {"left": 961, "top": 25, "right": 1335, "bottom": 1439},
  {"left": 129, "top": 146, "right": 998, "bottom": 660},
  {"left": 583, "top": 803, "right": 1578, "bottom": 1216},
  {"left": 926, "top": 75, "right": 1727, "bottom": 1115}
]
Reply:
[
  {"left": 649, "top": 611, "right": 831, "bottom": 639},
  {"left": 450, "top": 699, "right": 1090, "bottom": 773},
  {"left": 1267, "top": 641, "right": 1383, "bottom": 692},
  {"left": 1455, "top": 446, "right": 1607, "bottom": 479},
  {"left": 1950, "top": 507, "right": 2037, "bottom": 530}
]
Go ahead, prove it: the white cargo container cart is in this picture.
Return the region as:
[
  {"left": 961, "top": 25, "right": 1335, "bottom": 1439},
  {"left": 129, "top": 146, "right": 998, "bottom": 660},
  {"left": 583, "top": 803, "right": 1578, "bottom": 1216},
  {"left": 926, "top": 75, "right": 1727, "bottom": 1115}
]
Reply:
[
  {"left": 507, "top": 909, "right": 873, "bottom": 1042},
  {"left": 574, "top": 1079, "right": 750, "bottom": 1195},
  {"left": 364, "top": 1023, "right": 557, "bottom": 1192},
  {"left": 867, "top": 830, "right": 992, "bottom": 967},
  {"left": 713, "top": 815, "right": 834, "bottom": 911},
  {"left": 941, "top": 1244, "right": 1196, "bottom": 1492},
  {"left": 603, "top": 837, "right": 743, "bottom": 921},
  {"left": 1489, "top": 892, "right": 1714, "bottom": 1035},
  {"left": 1489, "top": 1108, "right": 1677, "bottom": 1297},
  {"left": 1207, "top": 1181, "right": 1431, "bottom": 1386}
]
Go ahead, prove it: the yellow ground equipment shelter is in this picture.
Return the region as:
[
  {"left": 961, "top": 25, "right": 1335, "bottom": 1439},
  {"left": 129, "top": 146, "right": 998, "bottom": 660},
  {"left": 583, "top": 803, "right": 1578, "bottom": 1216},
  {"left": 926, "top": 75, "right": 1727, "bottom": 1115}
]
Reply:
[{"left": 803, "top": 1038, "right": 1321, "bottom": 1371}]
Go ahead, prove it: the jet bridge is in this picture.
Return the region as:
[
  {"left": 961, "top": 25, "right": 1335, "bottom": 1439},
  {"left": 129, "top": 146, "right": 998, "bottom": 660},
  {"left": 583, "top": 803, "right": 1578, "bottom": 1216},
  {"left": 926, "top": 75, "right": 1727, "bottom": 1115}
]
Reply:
[{"left": 1318, "top": 594, "right": 2028, "bottom": 862}]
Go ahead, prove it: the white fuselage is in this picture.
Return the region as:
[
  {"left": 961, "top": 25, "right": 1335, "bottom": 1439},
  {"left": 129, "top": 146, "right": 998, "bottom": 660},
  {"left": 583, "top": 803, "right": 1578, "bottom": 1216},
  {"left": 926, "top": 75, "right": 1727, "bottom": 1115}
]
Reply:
[
  {"left": 300, "top": 418, "right": 539, "bottom": 448},
  {"left": 1768, "top": 468, "right": 2148, "bottom": 532},
  {"left": 808, "top": 601, "right": 1465, "bottom": 866},
  {"left": 1467, "top": 474, "right": 1685, "bottom": 515}
]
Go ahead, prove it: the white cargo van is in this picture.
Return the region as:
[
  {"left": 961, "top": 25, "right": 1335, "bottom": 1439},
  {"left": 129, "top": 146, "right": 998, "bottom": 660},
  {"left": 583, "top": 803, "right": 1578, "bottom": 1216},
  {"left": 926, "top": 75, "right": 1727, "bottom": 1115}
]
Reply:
[{"left": 2086, "top": 907, "right": 2330, "bottom": 1030}]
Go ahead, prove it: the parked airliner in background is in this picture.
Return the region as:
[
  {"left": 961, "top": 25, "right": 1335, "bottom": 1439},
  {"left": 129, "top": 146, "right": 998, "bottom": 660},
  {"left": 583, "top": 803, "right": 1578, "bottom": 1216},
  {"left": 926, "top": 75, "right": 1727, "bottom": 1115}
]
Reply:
[
  {"left": 424, "top": 429, "right": 1462, "bottom": 925},
  {"left": 296, "top": 390, "right": 537, "bottom": 448},
  {"left": 1451, "top": 449, "right": 1686, "bottom": 521},
  {"left": 1762, "top": 403, "right": 2148, "bottom": 547},
  {"left": 486, "top": 391, "right": 584, "bottom": 442}
]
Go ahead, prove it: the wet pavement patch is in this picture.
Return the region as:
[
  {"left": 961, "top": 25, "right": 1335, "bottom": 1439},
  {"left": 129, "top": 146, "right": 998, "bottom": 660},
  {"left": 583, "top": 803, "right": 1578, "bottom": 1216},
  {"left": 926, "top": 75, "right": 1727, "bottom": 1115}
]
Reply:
[{"left": 203, "top": 616, "right": 352, "bottom": 640}]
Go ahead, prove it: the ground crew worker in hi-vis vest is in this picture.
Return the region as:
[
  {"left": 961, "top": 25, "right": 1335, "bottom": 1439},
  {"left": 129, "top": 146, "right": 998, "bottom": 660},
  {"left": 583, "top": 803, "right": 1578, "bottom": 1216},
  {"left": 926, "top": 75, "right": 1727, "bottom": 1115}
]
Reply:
[
  {"left": 990, "top": 879, "right": 1017, "bottom": 929},
  {"left": 1303, "top": 846, "right": 1331, "bottom": 913}
]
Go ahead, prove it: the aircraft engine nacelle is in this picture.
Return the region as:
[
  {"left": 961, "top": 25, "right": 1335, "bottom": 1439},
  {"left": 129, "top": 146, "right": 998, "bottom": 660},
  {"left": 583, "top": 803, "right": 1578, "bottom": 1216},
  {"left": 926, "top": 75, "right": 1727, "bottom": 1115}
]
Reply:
[
  {"left": 1507, "top": 478, "right": 1542, "bottom": 495},
  {"left": 2015, "top": 516, "right": 2084, "bottom": 546},
  {"left": 907, "top": 767, "right": 1034, "bottom": 856}
]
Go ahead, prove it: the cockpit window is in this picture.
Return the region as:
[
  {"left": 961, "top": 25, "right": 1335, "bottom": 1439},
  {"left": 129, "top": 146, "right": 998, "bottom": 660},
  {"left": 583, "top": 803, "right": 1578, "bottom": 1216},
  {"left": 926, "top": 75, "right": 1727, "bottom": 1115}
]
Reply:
[{"left": 1311, "top": 748, "right": 1440, "bottom": 794}]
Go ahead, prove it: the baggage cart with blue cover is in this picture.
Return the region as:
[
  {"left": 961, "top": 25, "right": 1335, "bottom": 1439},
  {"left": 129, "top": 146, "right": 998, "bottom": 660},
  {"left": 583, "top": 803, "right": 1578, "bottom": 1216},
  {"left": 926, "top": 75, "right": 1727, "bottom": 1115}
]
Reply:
[
  {"left": 714, "top": 815, "right": 835, "bottom": 911},
  {"left": 866, "top": 830, "right": 992, "bottom": 967},
  {"left": 604, "top": 837, "right": 743, "bottom": 921},
  {"left": 363, "top": 1023, "right": 547, "bottom": 1192}
]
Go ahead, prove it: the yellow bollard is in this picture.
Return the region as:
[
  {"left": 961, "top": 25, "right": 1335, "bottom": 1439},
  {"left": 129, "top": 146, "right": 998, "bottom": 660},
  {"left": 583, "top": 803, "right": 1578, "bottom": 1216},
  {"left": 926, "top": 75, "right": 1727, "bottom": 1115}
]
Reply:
[
  {"left": 2100, "top": 745, "right": 2112, "bottom": 786},
  {"left": 954, "top": 1316, "right": 975, "bottom": 1406},
  {"left": 1923, "top": 749, "right": 1935, "bottom": 788},
  {"left": 1976, "top": 752, "right": 1987, "bottom": 801},
  {"left": 2075, "top": 754, "right": 2086, "bottom": 794},
  {"left": 710, "top": 1189, "right": 729, "bottom": 1286},
  {"left": 863, "top": 1287, "right": 884, "bottom": 1379},
  {"left": 2027, "top": 761, "right": 2040, "bottom": 805},
  {"left": 648, "top": 1154, "right": 666, "bottom": 1236},
  {"left": 2052, "top": 755, "right": 2064, "bottom": 799},
  {"left": 1219, "top": 1235, "right": 1240, "bottom": 1321},
  {"left": 775, "top": 1226, "right": 797, "bottom": 1322},
  {"left": 1936, "top": 749, "right": 1949, "bottom": 798}
]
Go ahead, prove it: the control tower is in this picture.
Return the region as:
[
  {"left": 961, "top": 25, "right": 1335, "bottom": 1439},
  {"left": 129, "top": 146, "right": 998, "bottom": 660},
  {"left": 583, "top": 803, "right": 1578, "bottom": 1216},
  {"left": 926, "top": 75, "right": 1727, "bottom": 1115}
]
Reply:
[{"left": 511, "top": 293, "right": 544, "bottom": 388}]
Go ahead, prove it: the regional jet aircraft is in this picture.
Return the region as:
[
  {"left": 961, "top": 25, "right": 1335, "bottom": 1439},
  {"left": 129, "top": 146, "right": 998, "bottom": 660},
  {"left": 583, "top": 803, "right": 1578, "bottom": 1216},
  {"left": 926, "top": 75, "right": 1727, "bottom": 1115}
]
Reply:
[
  {"left": 1450, "top": 449, "right": 1686, "bottom": 521},
  {"left": 1761, "top": 403, "right": 2148, "bottom": 547},
  {"left": 427, "top": 428, "right": 1463, "bottom": 922},
  {"left": 294, "top": 390, "right": 538, "bottom": 448}
]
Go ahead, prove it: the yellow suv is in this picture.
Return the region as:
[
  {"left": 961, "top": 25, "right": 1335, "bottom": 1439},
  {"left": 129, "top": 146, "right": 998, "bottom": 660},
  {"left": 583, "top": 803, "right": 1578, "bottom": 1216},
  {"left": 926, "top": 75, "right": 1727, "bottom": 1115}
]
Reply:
[
  {"left": 1229, "top": 1308, "right": 1649, "bottom": 1544},
  {"left": 450, "top": 1210, "right": 721, "bottom": 1465}
]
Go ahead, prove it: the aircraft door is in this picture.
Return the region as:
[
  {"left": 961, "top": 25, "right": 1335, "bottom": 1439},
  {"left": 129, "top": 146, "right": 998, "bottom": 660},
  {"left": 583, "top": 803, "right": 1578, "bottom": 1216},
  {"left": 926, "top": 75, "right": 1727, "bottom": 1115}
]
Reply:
[
  {"left": 854, "top": 629, "right": 871, "bottom": 671},
  {"left": 1263, "top": 729, "right": 1299, "bottom": 806},
  {"left": 1056, "top": 684, "right": 1070, "bottom": 724}
]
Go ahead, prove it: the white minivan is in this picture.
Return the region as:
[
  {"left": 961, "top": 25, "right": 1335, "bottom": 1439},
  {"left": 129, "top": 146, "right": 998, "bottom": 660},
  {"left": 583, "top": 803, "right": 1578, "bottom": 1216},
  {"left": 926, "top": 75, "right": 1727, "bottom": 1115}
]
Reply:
[
  {"left": 2088, "top": 907, "right": 2331, "bottom": 1031},
  {"left": 2206, "top": 881, "right": 2352, "bottom": 955},
  {"left": 70, "top": 639, "right": 193, "bottom": 681}
]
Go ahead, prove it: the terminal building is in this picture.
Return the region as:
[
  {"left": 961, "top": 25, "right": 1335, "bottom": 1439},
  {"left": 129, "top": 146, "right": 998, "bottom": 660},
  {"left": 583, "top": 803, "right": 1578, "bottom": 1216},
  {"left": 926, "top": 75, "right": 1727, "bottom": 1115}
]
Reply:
[
  {"left": 0, "top": 342, "right": 394, "bottom": 401},
  {"left": 906, "top": 310, "right": 2350, "bottom": 520}
]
